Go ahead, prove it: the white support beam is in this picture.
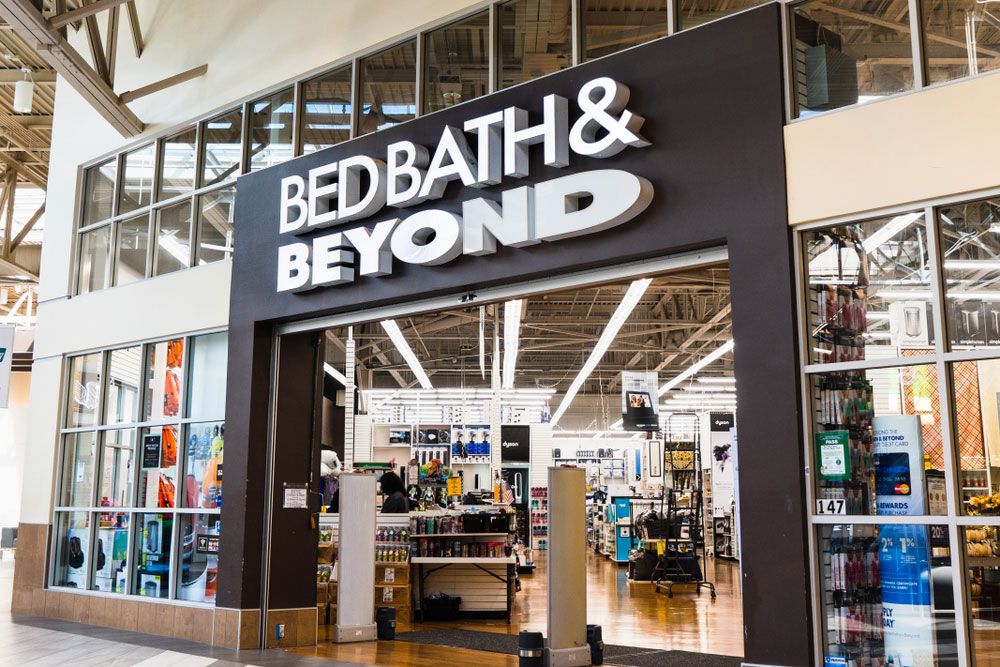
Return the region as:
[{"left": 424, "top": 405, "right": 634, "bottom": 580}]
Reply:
[
  {"left": 0, "top": 70, "right": 55, "bottom": 83},
  {"left": 49, "top": 0, "right": 131, "bottom": 29},
  {"left": 0, "top": 0, "right": 144, "bottom": 136}
]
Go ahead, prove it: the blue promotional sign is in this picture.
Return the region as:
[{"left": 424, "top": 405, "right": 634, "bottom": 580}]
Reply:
[{"left": 879, "top": 525, "right": 934, "bottom": 666}]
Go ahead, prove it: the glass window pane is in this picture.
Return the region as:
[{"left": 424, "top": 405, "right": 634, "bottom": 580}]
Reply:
[
  {"left": 144, "top": 338, "right": 185, "bottom": 422},
  {"left": 499, "top": 0, "right": 571, "bottom": 89},
  {"left": 66, "top": 352, "right": 102, "bottom": 427},
  {"left": 60, "top": 432, "right": 97, "bottom": 507},
  {"left": 113, "top": 213, "right": 149, "bottom": 287},
  {"left": 938, "top": 198, "right": 1000, "bottom": 351},
  {"left": 196, "top": 187, "right": 235, "bottom": 265},
  {"left": 177, "top": 513, "right": 220, "bottom": 602},
  {"left": 99, "top": 429, "right": 135, "bottom": 508},
  {"left": 423, "top": 12, "right": 489, "bottom": 114},
  {"left": 582, "top": 1, "right": 666, "bottom": 59},
  {"left": 182, "top": 422, "right": 224, "bottom": 509},
  {"left": 965, "top": 525, "right": 1000, "bottom": 661},
  {"left": 187, "top": 332, "right": 228, "bottom": 420},
  {"left": 301, "top": 66, "right": 352, "bottom": 154},
  {"left": 132, "top": 512, "right": 173, "bottom": 598},
  {"left": 812, "top": 365, "right": 945, "bottom": 517},
  {"left": 249, "top": 87, "right": 294, "bottom": 171},
  {"left": 91, "top": 511, "right": 129, "bottom": 593},
  {"left": 359, "top": 41, "right": 416, "bottom": 135},
  {"left": 153, "top": 200, "right": 192, "bottom": 277},
  {"left": 158, "top": 127, "right": 196, "bottom": 201},
  {"left": 921, "top": 0, "right": 1000, "bottom": 85},
  {"left": 118, "top": 143, "right": 155, "bottom": 215},
  {"left": 677, "top": 0, "right": 768, "bottom": 30},
  {"left": 104, "top": 346, "right": 141, "bottom": 425},
  {"left": 137, "top": 425, "right": 179, "bottom": 509},
  {"left": 77, "top": 225, "right": 111, "bottom": 295},
  {"left": 52, "top": 512, "right": 90, "bottom": 588},
  {"left": 804, "top": 213, "right": 933, "bottom": 364},
  {"left": 819, "top": 524, "right": 956, "bottom": 664},
  {"left": 791, "top": 0, "right": 914, "bottom": 118},
  {"left": 951, "top": 359, "right": 1000, "bottom": 512},
  {"left": 82, "top": 159, "right": 116, "bottom": 226},
  {"left": 201, "top": 108, "right": 243, "bottom": 187}
]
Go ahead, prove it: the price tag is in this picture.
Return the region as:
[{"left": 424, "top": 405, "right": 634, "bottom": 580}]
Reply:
[
  {"left": 384, "top": 567, "right": 395, "bottom": 583},
  {"left": 815, "top": 498, "right": 846, "bottom": 515},
  {"left": 447, "top": 476, "right": 462, "bottom": 497}
]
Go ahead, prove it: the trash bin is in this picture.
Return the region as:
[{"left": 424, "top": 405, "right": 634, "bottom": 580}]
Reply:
[
  {"left": 376, "top": 606, "right": 396, "bottom": 640},
  {"left": 518, "top": 630, "right": 544, "bottom": 667},
  {"left": 587, "top": 624, "right": 604, "bottom": 665}
]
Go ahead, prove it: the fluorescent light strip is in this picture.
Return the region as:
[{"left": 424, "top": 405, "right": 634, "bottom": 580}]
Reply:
[
  {"left": 697, "top": 377, "right": 736, "bottom": 384},
  {"left": 861, "top": 212, "right": 923, "bottom": 252},
  {"left": 502, "top": 299, "right": 523, "bottom": 390},
  {"left": 657, "top": 340, "right": 734, "bottom": 398},
  {"left": 549, "top": 278, "right": 652, "bottom": 427},
  {"left": 380, "top": 319, "right": 433, "bottom": 389},
  {"left": 323, "top": 362, "right": 348, "bottom": 386}
]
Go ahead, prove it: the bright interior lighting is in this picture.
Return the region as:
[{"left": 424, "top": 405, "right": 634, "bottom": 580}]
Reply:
[
  {"left": 944, "top": 260, "right": 1000, "bottom": 270},
  {"left": 323, "top": 362, "right": 348, "bottom": 386},
  {"left": 697, "top": 377, "right": 736, "bottom": 384},
  {"left": 657, "top": 340, "right": 735, "bottom": 397},
  {"left": 549, "top": 278, "right": 652, "bottom": 427},
  {"left": 861, "top": 212, "right": 922, "bottom": 251},
  {"left": 380, "top": 319, "right": 433, "bottom": 389},
  {"left": 502, "top": 299, "right": 523, "bottom": 390}
]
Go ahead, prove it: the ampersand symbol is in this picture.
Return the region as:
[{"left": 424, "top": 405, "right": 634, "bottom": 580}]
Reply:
[{"left": 569, "top": 77, "right": 650, "bottom": 158}]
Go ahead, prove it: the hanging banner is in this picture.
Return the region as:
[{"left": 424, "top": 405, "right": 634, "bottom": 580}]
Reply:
[
  {"left": 879, "top": 524, "right": 935, "bottom": 666},
  {"left": 621, "top": 371, "right": 659, "bottom": 431},
  {"left": 873, "top": 415, "right": 925, "bottom": 516},
  {"left": 710, "top": 413, "right": 735, "bottom": 518},
  {"left": 0, "top": 325, "right": 13, "bottom": 408}
]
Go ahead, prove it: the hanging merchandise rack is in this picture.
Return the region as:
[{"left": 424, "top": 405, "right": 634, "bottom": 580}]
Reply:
[{"left": 652, "top": 413, "right": 716, "bottom": 598}]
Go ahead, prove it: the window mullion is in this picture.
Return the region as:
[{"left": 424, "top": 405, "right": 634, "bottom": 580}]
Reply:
[{"left": 908, "top": 0, "right": 926, "bottom": 89}]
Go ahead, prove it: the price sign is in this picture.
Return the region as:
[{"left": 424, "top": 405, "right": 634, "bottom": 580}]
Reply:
[
  {"left": 446, "top": 476, "right": 462, "bottom": 497},
  {"left": 815, "top": 498, "right": 846, "bottom": 515}
]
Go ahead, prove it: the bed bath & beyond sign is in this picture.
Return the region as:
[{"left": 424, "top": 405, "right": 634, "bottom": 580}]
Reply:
[{"left": 275, "top": 77, "right": 654, "bottom": 292}]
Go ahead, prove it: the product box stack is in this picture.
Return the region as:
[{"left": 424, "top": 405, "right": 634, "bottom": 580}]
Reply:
[
  {"left": 317, "top": 530, "right": 336, "bottom": 628},
  {"left": 374, "top": 561, "right": 412, "bottom": 628}
]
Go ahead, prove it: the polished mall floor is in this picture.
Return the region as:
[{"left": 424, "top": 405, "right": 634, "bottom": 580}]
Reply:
[{"left": 299, "top": 551, "right": 744, "bottom": 666}]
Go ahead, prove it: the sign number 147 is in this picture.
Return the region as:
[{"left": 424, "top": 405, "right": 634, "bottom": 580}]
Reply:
[{"left": 815, "top": 499, "right": 846, "bottom": 515}]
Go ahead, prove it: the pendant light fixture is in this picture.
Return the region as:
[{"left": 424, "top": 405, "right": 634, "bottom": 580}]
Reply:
[{"left": 13, "top": 67, "right": 34, "bottom": 114}]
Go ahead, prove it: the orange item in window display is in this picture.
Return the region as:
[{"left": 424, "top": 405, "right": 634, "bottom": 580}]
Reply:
[
  {"left": 968, "top": 492, "right": 1000, "bottom": 515},
  {"left": 157, "top": 475, "right": 175, "bottom": 508},
  {"left": 161, "top": 426, "right": 178, "bottom": 467},
  {"left": 166, "top": 340, "right": 183, "bottom": 368},
  {"left": 163, "top": 369, "right": 180, "bottom": 417}
]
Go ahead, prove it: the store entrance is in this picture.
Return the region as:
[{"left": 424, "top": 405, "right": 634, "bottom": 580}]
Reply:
[{"left": 302, "top": 258, "right": 744, "bottom": 664}]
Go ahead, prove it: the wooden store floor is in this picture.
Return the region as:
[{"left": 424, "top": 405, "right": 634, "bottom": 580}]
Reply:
[{"left": 293, "top": 552, "right": 744, "bottom": 666}]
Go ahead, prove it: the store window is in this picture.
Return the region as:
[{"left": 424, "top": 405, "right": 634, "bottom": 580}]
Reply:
[
  {"left": 82, "top": 158, "right": 117, "bottom": 227},
  {"left": 358, "top": 41, "right": 417, "bottom": 135},
  {"left": 790, "top": 0, "right": 915, "bottom": 118},
  {"left": 819, "top": 524, "right": 956, "bottom": 665},
  {"left": 201, "top": 108, "right": 243, "bottom": 188},
  {"left": 677, "top": 0, "right": 767, "bottom": 30},
  {"left": 921, "top": 0, "right": 1000, "bottom": 85},
  {"left": 114, "top": 213, "right": 150, "bottom": 287},
  {"left": 498, "top": 0, "right": 571, "bottom": 89},
  {"left": 582, "top": 0, "right": 666, "bottom": 60},
  {"left": 77, "top": 225, "right": 111, "bottom": 295},
  {"left": 153, "top": 200, "right": 193, "bottom": 276},
  {"left": 803, "top": 212, "right": 933, "bottom": 365},
  {"left": 249, "top": 87, "right": 295, "bottom": 172},
  {"left": 965, "top": 525, "right": 1000, "bottom": 662},
  {"left": 54, "top": 332, "right": 226, "bottom": 603},
  {"left": 300, "top": 66, "right": 352, "bottom": 153},
  {"left": 423, "top": 12, "right": 490, "bottom": 114},
  {"left": 118, "top": 143, "right": 155, "bottom": 215},
  {"left": 158, "top": 127, "right": 197, "bottom": 201},
  {"left": 196, "top": 187, "right": 235, "bottom": 264},
  {"left": 938, "top": 197, "right": 1000, "bottom": 351}
]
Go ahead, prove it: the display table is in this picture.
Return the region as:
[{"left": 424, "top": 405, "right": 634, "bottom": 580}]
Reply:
[{"left": 412, "top": 555, "right": 516, "bottom": 621}]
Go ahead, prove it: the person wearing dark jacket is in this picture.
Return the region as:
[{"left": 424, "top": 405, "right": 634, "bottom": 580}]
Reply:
[{"left": 380, "top": 471, "right": 409, "bottom": 513}]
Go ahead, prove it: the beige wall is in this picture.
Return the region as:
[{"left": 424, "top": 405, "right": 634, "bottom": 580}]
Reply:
[{"left": 785, "top": 73, "right": 1000, "bottom": 225}]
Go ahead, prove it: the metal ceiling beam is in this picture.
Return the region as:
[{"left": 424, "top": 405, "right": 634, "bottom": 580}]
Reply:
[
  {"left": 125, "top": 0, "right": 142, "bottom": 57},
  {"left": 8, "top": 200, "right": 43, "bottom": 253},
  {"left": 119, "top": 64, "right": 208, "bottom": 103},
  {"left": 49, "top": 0, "right": 131, "bottom": 30},
  {"left": 0, "top": 0, "right": 144, "bottom": 136},
  {"left": 0, "top": 70, "right": 56, "bottom": 82},
  {"left": 0, "top": 253, "right": 37, "bottom": 280},
  {"left": 653, "top": 303, "right": 732, "bottom": 372}
]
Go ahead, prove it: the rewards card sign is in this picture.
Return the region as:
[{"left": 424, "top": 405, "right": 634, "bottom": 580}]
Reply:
[
  {"left": 873, "top": 415, "right": 925, "bottom": 516},
  {"left": 879, "top": 525, "right": 935, "bottom": 667}
]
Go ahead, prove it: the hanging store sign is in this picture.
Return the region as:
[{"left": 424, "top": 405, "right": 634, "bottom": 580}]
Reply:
[
  {"left": 621, "top": 371, "right": 659, "bottom": 432},
  {"left": 500, "top": 425, "right": 530, "bottom": 462},
  {"left": 275, "top": 78, "right": 653, "bottom": 292}
]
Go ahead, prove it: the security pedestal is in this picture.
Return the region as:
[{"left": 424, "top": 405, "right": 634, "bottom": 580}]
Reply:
[
  {"left": 546, "top": 467, "right": 590, "bottom": 667},
  {"left": 334, "top": 473, "right": 378, "bottom": 642}
]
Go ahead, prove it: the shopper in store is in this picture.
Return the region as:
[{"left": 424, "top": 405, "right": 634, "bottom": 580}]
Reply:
[{"left": 380, "top": 471, "right": 409, "bottom": 513}]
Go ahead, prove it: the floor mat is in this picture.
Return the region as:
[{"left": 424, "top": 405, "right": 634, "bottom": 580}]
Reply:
[{"left": 395, "top": 629, "right": 742, "bottom": 667}]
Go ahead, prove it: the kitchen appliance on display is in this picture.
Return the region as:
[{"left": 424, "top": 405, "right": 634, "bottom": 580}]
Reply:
[{"left": 903, "top": 306, "right": 921, "bottom": 337}]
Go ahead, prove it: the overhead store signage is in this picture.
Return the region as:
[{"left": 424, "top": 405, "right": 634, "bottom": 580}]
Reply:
[{"left": 275, "top": 78, "right": 653, "bottom": 292}]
